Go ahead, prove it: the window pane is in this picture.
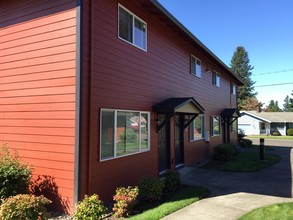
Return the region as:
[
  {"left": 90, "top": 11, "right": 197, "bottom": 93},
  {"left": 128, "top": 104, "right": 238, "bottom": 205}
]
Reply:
[
  {"left": 191, "top": 115, "right": 204, "bottom": 140},
  {"left": 196, "top": 59, "right": 201, "bottom": 77},
  {"left": 191, "top": 56, "right": 195, "bottom": 75},
  {"left": 134, "top": 18, "right": 146, "bottom": 49},
  {"left": 141, "top": 113, "right": 149, "bottom": 150},
  {"left": 101, "top": 110, "right": 115, "bottom": 160},
  {"left": 117, "top": 111, "right": 140, "bottom": 156},
  {"left": 119, "top": 7, "right": 133, "bottom": 43},
  {"left": 213, "top": 116, "right": 220, "bottom": 135}
]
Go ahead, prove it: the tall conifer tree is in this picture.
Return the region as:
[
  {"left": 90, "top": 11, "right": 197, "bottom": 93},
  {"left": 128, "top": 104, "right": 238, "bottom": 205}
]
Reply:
[{"left": 230, "top": 46, "right": 257, "bottom": 109}]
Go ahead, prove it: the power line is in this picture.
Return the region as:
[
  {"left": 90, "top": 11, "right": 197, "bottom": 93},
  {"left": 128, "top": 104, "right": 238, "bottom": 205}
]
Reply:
[
  {"left": 255, "top": 82, "right": 293, "bottom": 87},
  {"left": 253, "top": 68, "right": 293, "bottom": 76}
]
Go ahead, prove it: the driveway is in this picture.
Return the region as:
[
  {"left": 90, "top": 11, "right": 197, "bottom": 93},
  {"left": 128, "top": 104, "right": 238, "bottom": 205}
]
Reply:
[{"left": 162, "top": 139, "right": 293, "bottom": 220}]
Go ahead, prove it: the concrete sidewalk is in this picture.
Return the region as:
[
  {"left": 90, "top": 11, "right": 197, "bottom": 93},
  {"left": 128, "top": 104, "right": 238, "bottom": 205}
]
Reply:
[{"left": 163, "top": 143, "right": 293, "bottom": 220}]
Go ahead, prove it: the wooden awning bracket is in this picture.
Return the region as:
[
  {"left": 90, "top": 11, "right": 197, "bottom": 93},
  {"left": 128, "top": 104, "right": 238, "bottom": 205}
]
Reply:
[
  {"left": 156, "top": 114, "right": 171, "bottom": 132},
  {"left": 184, "top": 114, "right": 198, "bottom": 129}
]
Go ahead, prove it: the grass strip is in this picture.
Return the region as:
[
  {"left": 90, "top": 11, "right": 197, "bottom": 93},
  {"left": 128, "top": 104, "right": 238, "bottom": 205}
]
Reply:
[
  {"left": 128, "top": 186, "right": 209, "bottom": 220},
  {"left": 239, "top": 202, "right": 293, "bottom": 220},
  {"left": 222, "top": 152, "right": 280, "bottom": 172}
]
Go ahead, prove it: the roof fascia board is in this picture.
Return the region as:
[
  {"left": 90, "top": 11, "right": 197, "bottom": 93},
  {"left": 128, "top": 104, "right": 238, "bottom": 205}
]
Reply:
[
  {"left": 149, "top": 0, "right": 243, "bottom": 85},
  {"left": 240, "top": 111, "right": 271, "bottom": 123}
]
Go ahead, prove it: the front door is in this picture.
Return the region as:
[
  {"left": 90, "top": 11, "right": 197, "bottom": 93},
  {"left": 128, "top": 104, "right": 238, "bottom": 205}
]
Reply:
[
  {"left": 158, "top": 114, "right": 170, "bottom": 173},
  {"left": 175, "top": 114, "right": 184, "bottom": 166}
]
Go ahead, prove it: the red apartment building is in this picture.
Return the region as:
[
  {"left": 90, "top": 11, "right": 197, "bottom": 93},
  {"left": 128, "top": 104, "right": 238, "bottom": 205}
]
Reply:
[{"left": 0, "top": 0, "right": 242, "bottom": 211}]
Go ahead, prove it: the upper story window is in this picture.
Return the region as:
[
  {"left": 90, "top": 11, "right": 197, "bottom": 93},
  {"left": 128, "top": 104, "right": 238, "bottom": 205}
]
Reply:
[
  {"left": 190, "top": 115, "right": 204, "bottom": 141},
  {"left": 100, "top": 109, "right": 150, "bottom": 161},
  {"left": 212, "top": 71, "right": 220, "bottom": 87},
  {"left": 211, "top": 116, "right": 221, "bottom": 136},
  {"left": 191, "top": 55, "right": 201, "bottom": 78},
  {"left": 231, "top": 83, "right": 236, "bottom": 95},
  {"left": 118, "top": 4, "right": 147, "bottom": 51}
]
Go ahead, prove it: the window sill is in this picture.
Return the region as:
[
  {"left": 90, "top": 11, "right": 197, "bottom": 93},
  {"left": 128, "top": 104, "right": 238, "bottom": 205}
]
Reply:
[
  {"left": 190, "top": 138, "right": 204, "bottom": 142},
  {"left": 100, "top": 149, "right": 150, "bottom": 162}
]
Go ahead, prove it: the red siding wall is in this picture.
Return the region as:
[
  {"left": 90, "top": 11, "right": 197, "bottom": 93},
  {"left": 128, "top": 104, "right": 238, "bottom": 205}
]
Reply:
[
  {"left": 0, "top": 0, "right": 77, "bottom": 211},
  {"left": 83, "top": 0, "right": 238, "bottom": 201}
]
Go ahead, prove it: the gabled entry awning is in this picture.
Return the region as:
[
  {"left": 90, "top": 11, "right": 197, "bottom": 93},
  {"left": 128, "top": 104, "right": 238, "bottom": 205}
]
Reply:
[
  {"left": 221, "top": 108, "right": 240, "bottom": 119},
  {"left": 153, "top": 97, "right": 204, "bottom": 114},
  {"left": 153, "top": 97, "right": 204, "bottom": 132}
]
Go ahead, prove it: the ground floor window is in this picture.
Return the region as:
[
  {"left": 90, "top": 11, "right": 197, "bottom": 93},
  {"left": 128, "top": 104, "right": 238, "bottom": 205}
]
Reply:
[
  {"left": 211, "top": 116, "right": 220, "bottom": 136},
  {"left": 190, "top": 115, "right": 204, "bottom": 141},
  {"left": 100, "top": 109, "right": 150, "bottom": 161}
]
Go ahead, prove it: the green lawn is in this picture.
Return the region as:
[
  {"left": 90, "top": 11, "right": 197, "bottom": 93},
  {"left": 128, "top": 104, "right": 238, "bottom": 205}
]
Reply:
[
  {"left": 128, "top": 186, "right": 209, "bottom": 220},
  {"left": 222, "top": 152, "right": 280, "bottom": 172},
  {"left": 239, "top": 202, "right": 293, "bottom": 220},
  {"left": 247, "top": 135, "right": 293, "bottom": 140}
]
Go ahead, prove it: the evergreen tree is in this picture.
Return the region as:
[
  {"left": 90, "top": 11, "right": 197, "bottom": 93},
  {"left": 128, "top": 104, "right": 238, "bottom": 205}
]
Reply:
[
  {"left": 283, "top": 95, "right": 290, "bottom": 112},
  {"left": 230, "top": 46, "right": 256, "bottom": 109},
  {"left": 290, "top": 90, "right": 293, "bottom": 111},
  {"left": 265, "top": 100, "right": 282, "bottom": 112}
]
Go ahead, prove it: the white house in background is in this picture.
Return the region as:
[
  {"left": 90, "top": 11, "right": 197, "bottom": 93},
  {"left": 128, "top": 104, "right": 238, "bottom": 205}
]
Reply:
[{"left": 238, "top": 111, "right": 293, "bottom": 136}]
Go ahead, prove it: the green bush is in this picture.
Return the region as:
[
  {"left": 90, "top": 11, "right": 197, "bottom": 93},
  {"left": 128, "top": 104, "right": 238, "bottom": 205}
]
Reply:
[
  {"left": 113, "top": 186, "right": 139, "bottom": 217},
  {"left": 213, "top": 143, "right": 237, "bottom": 161},
  {"left": 74, "top": 194, "right": 106, "bottom": 220},
  {"left": 272, "top": 131, "right": 281, "bottom": 136},
  {"left": 287, "top": 128, "right": 293, "bottom": 136},
  {"left": 0, "top": 144, "right": 32, "bottom": 201},
  {"left": 139, "top": 177, "right": 165, "bottom": 202},
  {"left": 119, "top": 129, "right": 137, "bottom": 143},
  {"left": 164, "top": 170, "right": 181, "bottom": 192},
  {"left": 239, "top": 138, "right": 253, "bottom": 148},
  {"left": 0, "top": 194, "right": 51, "bottom": 220}
]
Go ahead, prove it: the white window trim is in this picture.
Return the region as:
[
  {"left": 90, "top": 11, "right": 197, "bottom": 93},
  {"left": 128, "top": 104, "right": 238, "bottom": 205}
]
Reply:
[
  {"left": 213, "top": 71, "right": 220, "bottom": 87},
  {"left": 190, "top": 114, "right": 205, "bottom": 142},
  {"left": 211, "top": 115, "right": 221, "bottom": 136},
  {"left": 191, "top": 55, "right": 201, "bottom": 78},
  {"left": 118, "top": 4, "right": 147, "bottom": 52},
  {"left": 100, "top": 108, "right": 150, "bottom": 162}
]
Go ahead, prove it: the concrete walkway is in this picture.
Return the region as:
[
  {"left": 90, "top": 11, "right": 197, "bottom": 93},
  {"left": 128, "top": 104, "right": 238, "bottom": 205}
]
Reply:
[{"left": 163, "top": 140, "right": 293, "bottom": 220}]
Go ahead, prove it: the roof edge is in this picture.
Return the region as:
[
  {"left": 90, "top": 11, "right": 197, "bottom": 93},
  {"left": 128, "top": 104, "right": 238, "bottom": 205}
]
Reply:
[
  {"left": 149, "top": 0, "right": 244, "bottom": 86},
  {"left": 240, "top": 111, "right": 271, "bottom": 123}
]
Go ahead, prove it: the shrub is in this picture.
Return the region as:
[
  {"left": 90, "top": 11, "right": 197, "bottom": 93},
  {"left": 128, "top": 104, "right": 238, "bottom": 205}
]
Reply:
[
  {"left": 0, "top": 194, "right": 51, "bottom": 220},
  {"left": 287, "top": 128, "right": 293, "bottom": 136},
  {"left": 164, "top": 170, "right": 181, "bottom": 192},
  {"left": 74, "top": 194, "right": 106, "bottom": 220},
  {"left": 272, "top": 131, "right": 281, "bottom": 136},
  {"left": 119, "top": 129, "right": 137, "bottom": 143},
  {"left": 239, "top": 138, "right": 253, "bottom": 148},
  {"left": 213, "top": 143, "right": 237, "bottom": 161},
  {"left": 0, "top": 143, "right": 32, "bottom": 201},
  {"left": 139, "top": 177, "right": 165, "bottom": 202},
  {"left": 113, "top": 186, "right": 139, "bottom": 217}
]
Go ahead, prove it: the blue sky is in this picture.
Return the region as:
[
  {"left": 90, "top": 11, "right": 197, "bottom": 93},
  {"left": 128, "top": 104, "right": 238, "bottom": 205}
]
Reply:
[{"left": 158, "top": 0, "right": 293, "bottom": 108}]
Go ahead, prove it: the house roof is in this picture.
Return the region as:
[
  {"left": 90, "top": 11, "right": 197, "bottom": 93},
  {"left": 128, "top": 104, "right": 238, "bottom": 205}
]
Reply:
[
  {"left": 241, "top": 111, "right": 293, "bottom": 123},
  {"left": 146, "top": 0, "right": 244, "bottom": 86},
  {"left": 221, "top": 108, "right": 240, "bottom": 118},
  {"left": 153, "top": 97, "right": 205, "bottom": 114}
]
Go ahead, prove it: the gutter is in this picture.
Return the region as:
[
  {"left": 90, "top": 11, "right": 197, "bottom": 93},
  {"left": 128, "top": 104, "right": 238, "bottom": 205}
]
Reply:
[{"left": 74, "top": 0, "right": 83, "bottom": 205}]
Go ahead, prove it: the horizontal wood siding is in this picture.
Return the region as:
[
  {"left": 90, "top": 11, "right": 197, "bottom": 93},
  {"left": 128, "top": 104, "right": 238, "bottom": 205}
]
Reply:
[
  {"left": 84, "top": 0, "right": 239, "bottom": 200},
  {"left": 0, "top": 0, "right": 76, "bottom": 210}
]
